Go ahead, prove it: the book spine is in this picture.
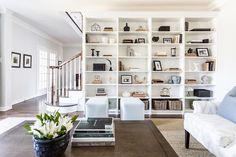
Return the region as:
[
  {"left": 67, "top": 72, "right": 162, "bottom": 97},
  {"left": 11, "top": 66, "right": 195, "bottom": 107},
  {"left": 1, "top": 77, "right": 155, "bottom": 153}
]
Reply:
[
  {"left": 73, "top": 133, "right": 114, "bottom": 138},
  {"left": 72, "top": 141, "right": 115, "bottom": 147}
]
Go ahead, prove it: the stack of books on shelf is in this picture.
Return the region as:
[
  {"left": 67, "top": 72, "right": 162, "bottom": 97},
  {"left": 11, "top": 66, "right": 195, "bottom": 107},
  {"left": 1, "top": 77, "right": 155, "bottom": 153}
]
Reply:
[
  {"left": 72, "top": 118, "right": 115, "bottom": 146},
  {"left": 202, "top": 60, "right": 216, "bottom": 71}
]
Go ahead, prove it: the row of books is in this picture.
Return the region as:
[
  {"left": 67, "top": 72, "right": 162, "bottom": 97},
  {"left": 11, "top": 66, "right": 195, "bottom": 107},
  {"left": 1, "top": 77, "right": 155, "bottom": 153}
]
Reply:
[
  {"left": 202, "top": 60, "right": 216, "bottom": 71},
  {"left": 71, "top": 118, "right": 115, "bottom": 147}
]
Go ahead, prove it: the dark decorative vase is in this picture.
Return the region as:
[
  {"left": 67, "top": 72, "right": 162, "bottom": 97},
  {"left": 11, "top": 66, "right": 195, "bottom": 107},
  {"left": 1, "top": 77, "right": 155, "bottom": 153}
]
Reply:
[
  {"left": 33, "top": 132, "right": 70, "bottom": 157},
  {"left": 124, "top": 23, "right": 130, "bottom": 31}
]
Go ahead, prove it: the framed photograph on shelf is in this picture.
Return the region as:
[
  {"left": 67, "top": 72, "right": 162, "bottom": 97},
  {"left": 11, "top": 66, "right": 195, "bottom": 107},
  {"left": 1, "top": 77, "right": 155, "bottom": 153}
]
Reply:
[
  {"left": 163, "top": 38, "right": 172, "bottom": 43},
  {"left": 96, "top": 87, "right": 106, "bottom": 94},
  {"left": 153, "top": 60, "right": 162, "bottom": 71},
  {"left": 138, "top": 38, "right": 145, "bottom": 43},
  {"left": 121, "top": 75, "right": 132, "bottom": 84},
  {"left": 196, "top": 48, "right": 209, "bottom": 57},
  {"left": 11, "top": 52, "right": 21, "bottom": 68},
  {"left": 23, "top": 54, "right": 32, "bottom": 68}
]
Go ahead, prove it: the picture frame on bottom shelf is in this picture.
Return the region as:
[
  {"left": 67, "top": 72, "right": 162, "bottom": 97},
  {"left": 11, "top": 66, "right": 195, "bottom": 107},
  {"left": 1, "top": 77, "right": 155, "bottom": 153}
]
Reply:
[
  {"left": 196, "top": 48, "right": 209, "bottom": 57},
  {"left": 121, "top": 75, "right": 132, "bottom": 84},
  {"left": 153, "top": 60, "right": 162, "bottom": 71}
]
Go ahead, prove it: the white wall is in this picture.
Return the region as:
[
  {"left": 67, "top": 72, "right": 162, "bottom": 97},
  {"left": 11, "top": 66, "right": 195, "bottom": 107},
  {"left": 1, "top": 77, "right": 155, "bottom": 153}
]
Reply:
[
  {"left": 10, "top": 18, "right": 63, "bottom": 104},
  {"left": 62, "top": 45, "right": 81, "bottom": 61},
  {"left": 0, "top": 10, "right": 63, "bottom": 109},
  {"left": 216, "top": 0, "right": 236, "bottom": 101}
]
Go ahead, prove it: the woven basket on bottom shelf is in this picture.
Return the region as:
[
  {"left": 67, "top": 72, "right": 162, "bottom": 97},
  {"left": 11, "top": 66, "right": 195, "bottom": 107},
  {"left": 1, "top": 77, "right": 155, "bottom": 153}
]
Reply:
[
  {"left": 168, "top": 100, "right": 182, "bottom": 110},
  {"left": 152, "top": 100, "right": 168, "bottom": 110}
]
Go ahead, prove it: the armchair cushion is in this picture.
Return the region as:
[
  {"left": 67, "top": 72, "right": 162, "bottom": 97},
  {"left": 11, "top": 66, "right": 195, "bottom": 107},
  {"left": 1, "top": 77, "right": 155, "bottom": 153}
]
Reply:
[
  {"left": 217, "top": 87, "right": 236, "bottom": 124},
  {"left": 193, "top": 101, "right": 218, "bottom": 114}
]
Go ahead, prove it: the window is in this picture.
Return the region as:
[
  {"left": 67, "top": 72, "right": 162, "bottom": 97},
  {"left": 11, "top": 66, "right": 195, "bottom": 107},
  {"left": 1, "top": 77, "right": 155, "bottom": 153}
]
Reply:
[
  {"left": 39, "top": 50, "right": 48, "bottom": 91},
  {"left": 38, "top": 49, "right": 57, "bottom": 93}
]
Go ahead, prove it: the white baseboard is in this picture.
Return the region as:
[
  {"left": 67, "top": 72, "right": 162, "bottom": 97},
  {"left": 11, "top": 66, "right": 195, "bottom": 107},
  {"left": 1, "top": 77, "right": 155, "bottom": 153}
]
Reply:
[
  {"left": 11, "top": 93, "right": 45, "bottom": 106},
  {"left": 0, "top": 105, "right": 12, "bottom": 111}
]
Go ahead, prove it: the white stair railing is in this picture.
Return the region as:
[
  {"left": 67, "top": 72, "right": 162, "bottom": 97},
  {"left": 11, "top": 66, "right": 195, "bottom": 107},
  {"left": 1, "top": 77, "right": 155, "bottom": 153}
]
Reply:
[{"left": 48, "top": 53, "right": 82, "bottom": 105}]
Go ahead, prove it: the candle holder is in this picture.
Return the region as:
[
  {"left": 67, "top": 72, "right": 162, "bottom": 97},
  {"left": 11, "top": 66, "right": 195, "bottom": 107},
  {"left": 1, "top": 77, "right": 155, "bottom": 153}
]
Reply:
[
  {"left": 96, "top": 51, "right": 100, "bottom": 56},
  {"left": 91, "top": 49, "right": 95, "bottom": 56}
]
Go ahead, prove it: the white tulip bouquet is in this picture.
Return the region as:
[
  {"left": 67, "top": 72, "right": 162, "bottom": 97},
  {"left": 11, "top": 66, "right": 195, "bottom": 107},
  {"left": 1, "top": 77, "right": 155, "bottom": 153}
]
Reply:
[{"left": 24, "top": 112, "right": 78, "bottom": 140}]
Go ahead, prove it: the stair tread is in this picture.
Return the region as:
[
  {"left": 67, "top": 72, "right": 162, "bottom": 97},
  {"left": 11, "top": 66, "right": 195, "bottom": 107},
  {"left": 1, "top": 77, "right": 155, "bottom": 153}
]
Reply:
[{"left": 46, "top": 102, "right": 77, "bottom": 107}]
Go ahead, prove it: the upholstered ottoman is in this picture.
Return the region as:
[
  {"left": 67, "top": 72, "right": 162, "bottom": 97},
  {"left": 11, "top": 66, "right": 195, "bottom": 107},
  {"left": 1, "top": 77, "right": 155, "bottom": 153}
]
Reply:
[
  {"left": 85, "top": 97, "right": 108, "bottom": 118},
  {"left": 120, "top": 97, "right": 145, "bottom": 120}
]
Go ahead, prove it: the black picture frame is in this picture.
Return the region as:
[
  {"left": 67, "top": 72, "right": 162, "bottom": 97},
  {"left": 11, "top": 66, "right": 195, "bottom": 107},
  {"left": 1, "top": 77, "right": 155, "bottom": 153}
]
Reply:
[
  {"left": 138, "top": 38, "right": 145, "bottom": 43},
  {"left": 163, "top": 38, "right": 172, "bottom": 43},
  {"left": 196, "top": 48, "right": 209, "bottom": 57},
  {"left": 11, "top": 52, "right": 21, "bottom": 68},
  {"left": 23, "top": 54, "right": 32, "bottom": 68},
  {"left": 58, "top": 61, "right": 62, "bottom": 65},
  {"left": 96, "top": 87, "right": 106, "bottom": 94},
  {"left": 153, "top": 60, "right": 162, "bottom": 71},
  {"left": 121, "top": 75, "right": 132, "bottom": 84}
]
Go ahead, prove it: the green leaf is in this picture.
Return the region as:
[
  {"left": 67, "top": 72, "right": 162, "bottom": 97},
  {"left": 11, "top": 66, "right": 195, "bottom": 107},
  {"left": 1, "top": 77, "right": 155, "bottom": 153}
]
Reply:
[
  {"left": 71, "top": 115, "right": 79, "bottom": 123},
  {"left": 23, "top": 123, "right": 32, "bottom": 132},
  {"left": 36, "top": 114, "right": 43, "bottom": 123}
]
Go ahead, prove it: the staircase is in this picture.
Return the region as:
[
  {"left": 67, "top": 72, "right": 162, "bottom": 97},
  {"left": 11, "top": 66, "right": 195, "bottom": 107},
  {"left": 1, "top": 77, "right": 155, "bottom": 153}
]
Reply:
[{"left": 46, "top": 53, "right": 84, "bottom": 113}]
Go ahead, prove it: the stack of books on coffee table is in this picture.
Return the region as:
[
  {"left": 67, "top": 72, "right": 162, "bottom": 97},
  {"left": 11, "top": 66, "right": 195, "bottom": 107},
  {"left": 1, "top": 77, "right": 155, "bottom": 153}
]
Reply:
[{"left": 71, "top": 118, "right": 115, "bottom": 146}]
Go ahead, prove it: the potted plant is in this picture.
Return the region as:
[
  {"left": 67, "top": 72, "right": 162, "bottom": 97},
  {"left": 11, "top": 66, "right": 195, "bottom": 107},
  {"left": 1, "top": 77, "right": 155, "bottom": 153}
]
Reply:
[{"left": 24, "top": 112, "right": 78, "bottom": 157}]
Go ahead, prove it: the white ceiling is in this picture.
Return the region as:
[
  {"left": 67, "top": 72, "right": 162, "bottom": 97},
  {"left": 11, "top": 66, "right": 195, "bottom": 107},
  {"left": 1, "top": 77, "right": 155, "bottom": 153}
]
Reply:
[{"left": 0, "top": 0, "right": 229, "bottom": 45}]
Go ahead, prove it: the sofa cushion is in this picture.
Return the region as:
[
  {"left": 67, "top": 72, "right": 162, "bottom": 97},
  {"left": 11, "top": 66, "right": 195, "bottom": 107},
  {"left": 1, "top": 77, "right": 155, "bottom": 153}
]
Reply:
[
  {"left": 217, "top": 87, "right": 236, "bottom": 124},
  {"left": 184, "top": 113, "right": 236, "bottom": 148}
]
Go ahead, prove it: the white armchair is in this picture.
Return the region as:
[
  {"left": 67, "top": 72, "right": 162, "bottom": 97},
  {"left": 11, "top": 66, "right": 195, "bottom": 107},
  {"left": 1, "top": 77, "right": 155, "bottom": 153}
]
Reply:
[
  {"left": 85, "top": 97, "right": 108, "bottom": 118},
  {"left": 120, "top": 97, "right": 145, "bottom": 120}
]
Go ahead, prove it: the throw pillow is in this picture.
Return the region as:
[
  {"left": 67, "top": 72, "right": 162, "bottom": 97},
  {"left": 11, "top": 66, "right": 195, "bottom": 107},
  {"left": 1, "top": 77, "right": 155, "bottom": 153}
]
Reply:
[{"left": 217, "top": 87, "right": 236, "bottom": 124}]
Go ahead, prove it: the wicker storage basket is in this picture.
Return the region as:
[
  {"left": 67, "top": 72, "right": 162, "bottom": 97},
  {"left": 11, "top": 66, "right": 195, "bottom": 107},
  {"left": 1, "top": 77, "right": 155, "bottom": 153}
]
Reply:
[
  {"left": 168, "top": 100, "right": 182, "bottom": 110},
  {"left": 152, "top": 100, "right": 168, "bottom": 110},
  {"left": 142, "top": 100, "right": 149, "bottom": 110}
]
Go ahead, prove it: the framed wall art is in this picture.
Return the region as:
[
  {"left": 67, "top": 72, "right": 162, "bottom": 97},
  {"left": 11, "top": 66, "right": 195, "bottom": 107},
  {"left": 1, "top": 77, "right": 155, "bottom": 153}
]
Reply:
[
  {"left": 11, "top": 52, "right": 21, "bottom": 68},
  {"left": 23, "top": 54, "right": 32, "bottom": 68}
]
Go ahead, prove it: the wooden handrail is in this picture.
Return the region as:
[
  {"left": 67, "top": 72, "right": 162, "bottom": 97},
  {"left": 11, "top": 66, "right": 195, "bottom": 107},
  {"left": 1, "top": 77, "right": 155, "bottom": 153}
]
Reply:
[{"left": 50, "top": 52, "right": 82, "bottom": 69}]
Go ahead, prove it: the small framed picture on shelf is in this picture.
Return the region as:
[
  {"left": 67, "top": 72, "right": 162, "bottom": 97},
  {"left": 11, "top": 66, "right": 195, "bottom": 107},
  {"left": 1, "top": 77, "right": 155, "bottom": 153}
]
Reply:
[
  {"left": 153, "top": 60, "right": 162, "bottom": 71},
  {"left": 163, "top": 38, "right": 172, "bottom": 43},
  {"left": 138, "top": 38, "right": 145, "bottom": 43},
  {"left": 196, "top": 48, "right": 209, "bottom": 57},
  {"left": 121, "top": 75, "right": 132, "bottom": 84},
  {"left": 96, "top": 87, "right": 106, "bottom": 94}
]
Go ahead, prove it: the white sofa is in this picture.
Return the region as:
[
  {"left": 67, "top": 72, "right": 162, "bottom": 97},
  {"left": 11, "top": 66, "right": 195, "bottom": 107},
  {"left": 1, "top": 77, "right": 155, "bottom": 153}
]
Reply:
[
  {"left": 184, "top": 101, "right": 236, "bottom": 157},
  {"left": 120, "top": 97, "right": 144, "bottom": 120}
]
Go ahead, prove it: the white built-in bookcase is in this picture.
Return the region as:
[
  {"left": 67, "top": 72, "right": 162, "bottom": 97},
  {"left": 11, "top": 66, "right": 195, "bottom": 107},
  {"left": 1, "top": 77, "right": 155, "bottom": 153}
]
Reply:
[{"left": 83, "top": 12, "right": 218, "bottom": 116}]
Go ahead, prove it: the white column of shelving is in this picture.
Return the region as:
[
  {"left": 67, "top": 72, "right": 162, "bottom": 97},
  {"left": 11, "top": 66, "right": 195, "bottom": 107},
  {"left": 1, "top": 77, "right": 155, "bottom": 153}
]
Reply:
[
  {"left": 148, "top": 17, "right": 152, "bottom": 116},
  {"left": 116, "top": 17, "right": 119, "bottom": 115}
]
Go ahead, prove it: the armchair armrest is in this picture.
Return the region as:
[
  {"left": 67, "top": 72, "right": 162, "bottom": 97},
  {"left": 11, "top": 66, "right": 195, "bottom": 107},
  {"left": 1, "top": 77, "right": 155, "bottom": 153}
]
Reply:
[{"left": 193, "top": 101, "right": 219, "bottom": 114}]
